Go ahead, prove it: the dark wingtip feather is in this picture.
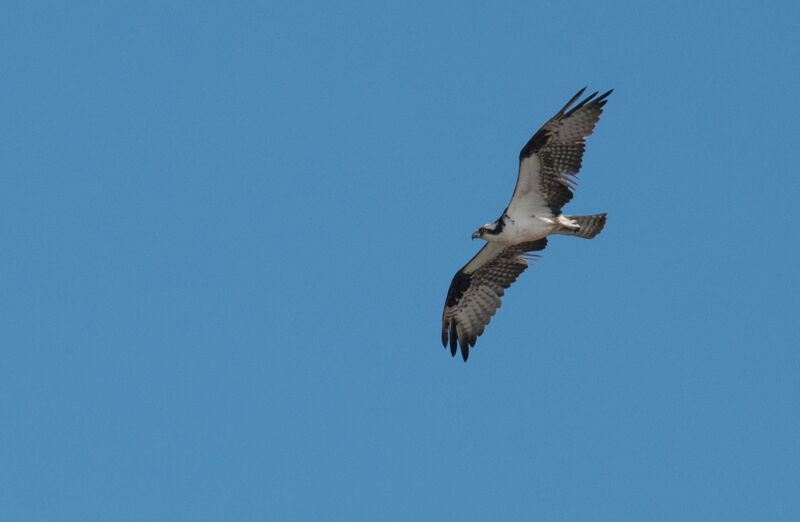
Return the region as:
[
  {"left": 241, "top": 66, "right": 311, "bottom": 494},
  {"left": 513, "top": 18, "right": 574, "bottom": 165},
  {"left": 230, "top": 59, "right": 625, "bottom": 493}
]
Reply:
[
  {"left": 571, "top": 86, "right": 588, "bottom": 102},
  {"left": 556, "top": 87, "right": 588, "bottom": 117},
  {"left": 595, "top": 89, "right": 613, "bottom": 107},
  {"left": 449, "top": 322, "right": 458, "bottom": 356},
  {"left": 564, "top": 90, "right": 598, "bottom": 118},
  {"left": 461, "top": 341, "right": 469, "bottom": 361}
]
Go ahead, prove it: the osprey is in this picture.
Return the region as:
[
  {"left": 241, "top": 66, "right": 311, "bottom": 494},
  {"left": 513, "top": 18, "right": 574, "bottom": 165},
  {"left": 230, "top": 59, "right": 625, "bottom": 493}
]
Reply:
[{"left": 441, "top": 87, "right": 612, "bottom": 361}]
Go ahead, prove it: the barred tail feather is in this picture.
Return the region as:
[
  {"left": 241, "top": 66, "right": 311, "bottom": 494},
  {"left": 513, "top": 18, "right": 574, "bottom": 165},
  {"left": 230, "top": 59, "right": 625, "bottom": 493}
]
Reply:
[{"left": 560, "top": 213, "right": 607, "bottom": 239}]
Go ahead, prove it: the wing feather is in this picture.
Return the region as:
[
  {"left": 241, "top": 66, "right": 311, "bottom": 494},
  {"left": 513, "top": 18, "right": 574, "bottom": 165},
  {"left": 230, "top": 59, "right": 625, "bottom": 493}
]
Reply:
[
  {"left": 441, "top": 238, "right": 548, "bottom": 361},
  {"left": 509, "top": 88, "right": 612, "bottom": 218}
]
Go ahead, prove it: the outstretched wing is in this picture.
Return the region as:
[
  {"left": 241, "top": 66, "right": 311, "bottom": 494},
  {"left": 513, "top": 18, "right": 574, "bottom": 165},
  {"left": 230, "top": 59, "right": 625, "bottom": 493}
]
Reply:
[
  {"left": 508, "top": 88, "right": 612, "bottom": 219},
  {"left": 441, "top": 238, "right": 548, "bottom": 361}
]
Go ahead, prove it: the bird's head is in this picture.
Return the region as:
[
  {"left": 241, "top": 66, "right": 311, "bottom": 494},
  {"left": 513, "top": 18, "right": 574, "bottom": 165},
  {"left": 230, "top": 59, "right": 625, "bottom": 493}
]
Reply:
[{"left": 472, "top": 223, "right": 498, "bottom": 240}]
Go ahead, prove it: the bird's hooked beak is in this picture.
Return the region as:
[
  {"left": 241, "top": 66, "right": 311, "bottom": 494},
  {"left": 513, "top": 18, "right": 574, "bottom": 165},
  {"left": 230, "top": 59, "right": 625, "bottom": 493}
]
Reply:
[{"left": 471, "top": 229, "right": 481, "bottom": 240}]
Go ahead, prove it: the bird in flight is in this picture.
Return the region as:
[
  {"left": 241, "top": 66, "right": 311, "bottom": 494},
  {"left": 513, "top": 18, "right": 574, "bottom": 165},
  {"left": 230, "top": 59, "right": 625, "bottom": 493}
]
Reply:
[{"left": 441, "top": 87, "right": 612, "bottom": 361}]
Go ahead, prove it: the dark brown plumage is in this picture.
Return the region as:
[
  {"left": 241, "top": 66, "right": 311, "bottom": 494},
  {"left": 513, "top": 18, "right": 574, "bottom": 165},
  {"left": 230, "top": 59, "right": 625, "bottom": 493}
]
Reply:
[{"left": 441, "top": 239, "right": 547, "bottom": 361}]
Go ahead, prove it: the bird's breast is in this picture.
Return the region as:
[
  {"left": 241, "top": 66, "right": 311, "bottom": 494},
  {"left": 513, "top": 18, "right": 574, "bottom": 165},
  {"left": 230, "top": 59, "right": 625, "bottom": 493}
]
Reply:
[{"left": 502, "top": 215, "right": 554, "bottom": 242}]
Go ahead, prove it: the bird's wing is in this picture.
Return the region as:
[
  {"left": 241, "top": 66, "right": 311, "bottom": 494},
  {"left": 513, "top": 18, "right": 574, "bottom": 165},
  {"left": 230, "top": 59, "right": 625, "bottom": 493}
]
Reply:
[
  {"left": 508, "top": 88, "right": 612, "bottom": 219},
  {"left": 441, "top": 238, "right": 548, "bottom": 361}
]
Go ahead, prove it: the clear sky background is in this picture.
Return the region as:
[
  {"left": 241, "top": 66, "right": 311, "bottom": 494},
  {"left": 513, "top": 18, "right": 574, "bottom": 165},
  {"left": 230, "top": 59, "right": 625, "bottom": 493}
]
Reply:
[{"left": 2, "top": 1, "right": 799, "bottom": 521}]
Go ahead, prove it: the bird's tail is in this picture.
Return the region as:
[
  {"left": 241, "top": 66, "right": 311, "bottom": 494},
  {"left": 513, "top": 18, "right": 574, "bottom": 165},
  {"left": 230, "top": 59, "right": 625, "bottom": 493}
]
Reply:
[{"left": 557, "top": 213, "right": 607, "bottom": 239}]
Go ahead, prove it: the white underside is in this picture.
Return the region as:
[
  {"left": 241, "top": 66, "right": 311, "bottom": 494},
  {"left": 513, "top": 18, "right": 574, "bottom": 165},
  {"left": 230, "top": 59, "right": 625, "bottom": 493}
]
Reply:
[
  {"left": 488, "top": 215, "right": 553, "bottom": 244},
  {"left": 484, "top": 154, "right": 581, "bottom": 245},
  {"left": 484, "top": 213, "right": 580, "bottom": 245}
]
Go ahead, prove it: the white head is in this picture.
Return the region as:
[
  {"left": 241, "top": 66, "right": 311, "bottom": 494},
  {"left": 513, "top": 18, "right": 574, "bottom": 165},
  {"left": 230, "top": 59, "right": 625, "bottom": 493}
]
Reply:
[{"left": 472, "top": 221, "right": 501, "bottom": 240}]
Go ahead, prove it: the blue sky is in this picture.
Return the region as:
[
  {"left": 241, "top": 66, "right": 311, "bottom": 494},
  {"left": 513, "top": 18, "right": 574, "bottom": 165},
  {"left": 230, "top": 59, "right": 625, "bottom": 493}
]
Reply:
[{"left": 2, "top": 1, "right": 799, "bottom": 520}]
